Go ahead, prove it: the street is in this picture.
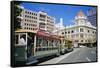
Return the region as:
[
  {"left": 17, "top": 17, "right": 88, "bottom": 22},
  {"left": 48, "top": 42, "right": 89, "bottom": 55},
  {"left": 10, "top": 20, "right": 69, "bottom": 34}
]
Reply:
[{"left": 38, "top": 46, "right": 97, "bottom": 65}]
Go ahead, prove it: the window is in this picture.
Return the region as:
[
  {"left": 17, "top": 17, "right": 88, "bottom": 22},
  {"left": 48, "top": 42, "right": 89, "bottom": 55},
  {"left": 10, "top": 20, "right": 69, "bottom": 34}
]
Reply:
[
  {"left": 71, "top": 30, "right": 74, "bottom": 33},
  {"left": 30, "top": 12, "right": 31, "bottom": 14},
  {"left": 43, "top": 39, "right": 48, "bottom": 46},
  {"left": 15, "top": 35, "right": 18, "bottom": 44},
  {"left": 19, "top": 34, "right": 26, "bottom": 45},
  {"left": 35, "top": 17, "right": 37, "bottom": 19},
  {"left": 24, "top": 27, "right": 26, "bottom": 29},
  {"left": 36, "top": 37, "right": 48, "bottom": 51},
  {"left": 25, "top": 11, "right": 27, "bottom": 13},
  {"left": 81, "top": 40, "right": 83, "bottom": 42},
  {"left": 76, "top": 34, "right": 79, "bottom": 37},
  {"left": 80, "top": 28, "right": 84, "bottom": 32},
  {"left": 81, "top": 20, "right": 84, "bottom": 23},
  {"left": 68, "top": 31, "right": 70, "bottom": 34},
  {"left": 29, "top": 16, "right": 31, "bottom": 18},
  {"left": 33, "top": 24, "right": 35, "bottom": 26},
  {"left": 39, "top": 18, "right": 45, "bottom": 21},
  {"left": 34, "top": 21, "right": 37, "bottom": 23},
  {"left": 36, "top": 37, "right": 42, "bottom": 51},
  {"left": 47, "top": 20, "right": 49, "bottom": 22},
  {"left": 31, "top": 16, "right": 33, "bottom": 18},
  {"left": 25, "top": 23, "right": 26, "bottom": 25},
  {"left": 40, "top": 14, "right": 46, "bottom": 18},
  {"left": 76, "top": 28, "right": 79, "bottom": 32},
  {"left": 72, "top": 35, "right": 75, "bottom": 38},
  {"left": 29, "top": 24, "right": 31, "bottom": 26},
  {"left": 62, "top": 32, "right": 64, "bottom": 34},
  {"left": 25, "top": 15, "right": 27, "bottom": 17},
  {"left": 34, "top": 13, "right": 36, "bottom": 15},
  {"left": 34, "top": 17, "right": 36, "bottom": 19},
  {"left": 25, "top": 19, "right": 26, "bottom": 21},
  {"left": 88, "top": 40, "right": 90, "bottom": 42},
  {"left": 65, "top": 32, "right": 67, "bottom": 34},
  {"left": 88, "top": 30, "right": 90, "bottom": 33},
  {"left": 27, "top": 12, "right": 29, "bottom": 14},
  {"left": 32, "top": 13, "right": 33, "bottom": 15},
  {"left": 75, "top": 40, "right": 78, "bottom": 42},
  {"left": 34, "top": 13, "right": 37, "bottom": 16},
  {"left": 80, "top": 34, "right": 84, "bottom": 38}
]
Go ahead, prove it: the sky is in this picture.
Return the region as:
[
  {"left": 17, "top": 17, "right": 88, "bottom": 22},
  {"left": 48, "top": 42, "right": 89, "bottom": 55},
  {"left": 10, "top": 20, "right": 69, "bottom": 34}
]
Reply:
[{"left": 20, "top": 2, "right": 96, "bottom": 26}]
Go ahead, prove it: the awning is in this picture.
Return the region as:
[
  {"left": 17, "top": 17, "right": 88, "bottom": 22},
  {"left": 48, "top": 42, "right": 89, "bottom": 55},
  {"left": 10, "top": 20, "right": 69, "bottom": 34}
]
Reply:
[
  {"left": 36, "top": 30, "right": 50, "bottom": 37},
  {"left": 36, "top": 30, "right": 60, "bottom": 40}
]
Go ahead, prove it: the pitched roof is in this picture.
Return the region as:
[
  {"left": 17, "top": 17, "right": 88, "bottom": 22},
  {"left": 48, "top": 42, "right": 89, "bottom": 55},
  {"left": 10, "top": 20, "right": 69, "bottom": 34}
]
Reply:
[{"left": 77, "top": 10, "right": 85, "bottom": 16}]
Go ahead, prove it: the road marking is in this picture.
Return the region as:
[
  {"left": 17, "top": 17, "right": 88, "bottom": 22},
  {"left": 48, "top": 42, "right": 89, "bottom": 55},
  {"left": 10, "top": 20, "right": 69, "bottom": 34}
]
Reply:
[
  {"left": 86, "top": 57, "right": 91, "bottom": 62},
  {"left": 55, "top": 52, "right": 72, "bottom": 63}
]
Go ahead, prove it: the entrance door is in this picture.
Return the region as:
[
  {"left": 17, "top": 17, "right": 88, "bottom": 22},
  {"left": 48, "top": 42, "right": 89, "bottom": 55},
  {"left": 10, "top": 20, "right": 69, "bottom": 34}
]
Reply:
[{"left": 27, "top": 33, "right": 34, "bottom": 58}]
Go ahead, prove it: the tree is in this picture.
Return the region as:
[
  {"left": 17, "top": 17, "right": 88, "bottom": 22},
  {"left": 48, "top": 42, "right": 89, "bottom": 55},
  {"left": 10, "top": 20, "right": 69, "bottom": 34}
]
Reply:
[
  {"left": 68, "top": 40, "right": 72, "bottom": 49},
  {"left": 14, "top": 1, "right": 22, "bottom": 30}
]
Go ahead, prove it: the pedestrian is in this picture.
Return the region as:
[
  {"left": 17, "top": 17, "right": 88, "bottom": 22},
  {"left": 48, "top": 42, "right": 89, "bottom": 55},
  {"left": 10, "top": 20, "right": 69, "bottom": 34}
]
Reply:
[{"left": 19, "top": 35, "right": 26, "bottom": 45}]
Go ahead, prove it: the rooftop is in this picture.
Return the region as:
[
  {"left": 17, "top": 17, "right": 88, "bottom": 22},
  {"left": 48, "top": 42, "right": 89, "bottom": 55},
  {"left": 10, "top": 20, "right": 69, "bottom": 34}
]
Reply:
[{"left": 77, "top": 10, "right": 85, "bottom": 17}]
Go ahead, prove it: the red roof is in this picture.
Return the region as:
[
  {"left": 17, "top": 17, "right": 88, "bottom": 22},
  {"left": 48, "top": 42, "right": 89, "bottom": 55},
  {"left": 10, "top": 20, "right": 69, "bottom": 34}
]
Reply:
[
  {"left": 36, "top": 30, "right": 60, "bottom": 40},
  {"left": 36, "top": 30, "right": 50, "bottom": 37},
  {"left": 77, "top": 10, "right": 85, "bottom": 16}
]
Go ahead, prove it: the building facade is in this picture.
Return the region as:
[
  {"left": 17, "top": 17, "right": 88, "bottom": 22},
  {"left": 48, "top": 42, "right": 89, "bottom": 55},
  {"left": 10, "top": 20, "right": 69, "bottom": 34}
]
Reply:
[
  {"left": 54, "top": 18, "right": 65, "bottom": 33},
  {"left": 87, "top": 8, "right": 97, "bottom": 27},
  {"left": 18, "top": 8, "right": 97, "bottom": 47},
  {"left": 19, "top": 9, "right": 55, "bottom": 33},
  {"left": 55, "top": 11, "right": 97, "bottom": 47},
  {"left": 19, "top": 9, "right": 38, "bottom": 31},
  {"left": 38, "top": 11, "right": 55, "bottom": 32}
]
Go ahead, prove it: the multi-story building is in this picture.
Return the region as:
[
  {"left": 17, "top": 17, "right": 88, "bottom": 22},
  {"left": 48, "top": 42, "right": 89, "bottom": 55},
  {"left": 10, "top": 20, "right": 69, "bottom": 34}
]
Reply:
[
  {"left": 54, "top": 18, "right": 65, "bottom": 33},
  {"left": 19, "top": 9, "right": 55, "bottom": 33},
  {"left": 55, "top": 10, "right": 97, "bottom": 47},
  {"left": 19, "top": 9, "right": 38, "bottom": 31},
  {"left": 38, "top": 11, "right": 55, "bottom": 32},
  {"left": 87, "top": 8, "right": 97, "bottom": 27},
  {"left": 18, "top": 8, "right": 97, "bottom": 47}
]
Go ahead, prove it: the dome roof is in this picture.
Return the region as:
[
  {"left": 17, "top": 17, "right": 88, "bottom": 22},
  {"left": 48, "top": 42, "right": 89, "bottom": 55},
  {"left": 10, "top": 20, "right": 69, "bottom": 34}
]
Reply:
[{"left": 77, "top": 10, "right": 85, "bottom": 17}]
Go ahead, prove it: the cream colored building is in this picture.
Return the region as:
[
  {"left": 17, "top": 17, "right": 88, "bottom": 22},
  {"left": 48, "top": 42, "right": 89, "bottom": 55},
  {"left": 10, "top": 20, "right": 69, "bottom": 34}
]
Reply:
[
  {"left": 19, "top": 9, "right": 55, "bottom": 33},
  {"left": 38, "top": 11, "right": 55, "bottom": 32},
  {"left": 54, "top": 11, "right": 97, "bottom": 47},
  {"left": 19, "top": 9, "right": 38, "bottom": 31}
]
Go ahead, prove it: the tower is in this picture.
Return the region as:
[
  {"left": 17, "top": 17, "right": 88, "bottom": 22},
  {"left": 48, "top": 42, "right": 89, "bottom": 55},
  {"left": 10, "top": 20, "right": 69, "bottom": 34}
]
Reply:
[
  {"left": 60, "top": 18, "right": 63, "bottom": 25},
  {"left": 75, "top": 10, "right": 87, "bottom": 25}
]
